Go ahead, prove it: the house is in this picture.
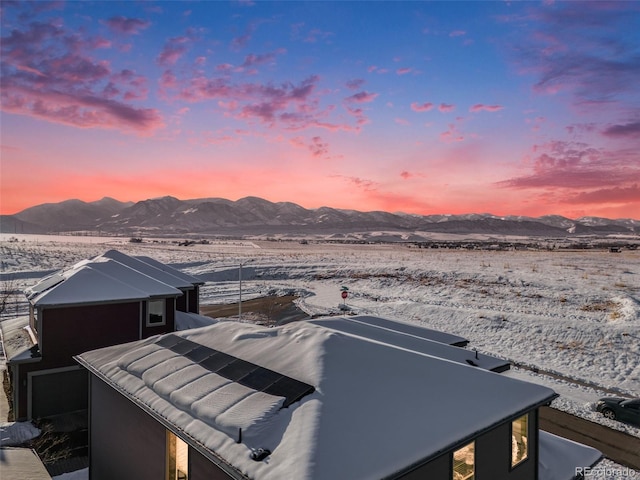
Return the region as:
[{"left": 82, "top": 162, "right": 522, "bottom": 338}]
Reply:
[
  {"left": 74, "top": 318, "right": 601, "bottom": 480},
  {"left": 0, "top": 250, "right": 205, "bottom": 421}
]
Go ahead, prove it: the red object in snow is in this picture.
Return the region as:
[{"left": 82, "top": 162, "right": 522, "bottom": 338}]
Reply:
[{"left": 341, "top": 291, "right": 348, "bottom": 299}]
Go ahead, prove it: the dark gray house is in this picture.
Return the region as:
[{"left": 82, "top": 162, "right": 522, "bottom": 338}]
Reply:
[
  {"left": 75, "top": 317, "right": 601, "bottom": 480},
  {"left": 0, "top": 250, "right": 205, "bottom": 421}
]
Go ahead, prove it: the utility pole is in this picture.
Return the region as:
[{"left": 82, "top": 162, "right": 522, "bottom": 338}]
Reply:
[{"left": 239, "top": 262, "right": 243, "bottom": 321}]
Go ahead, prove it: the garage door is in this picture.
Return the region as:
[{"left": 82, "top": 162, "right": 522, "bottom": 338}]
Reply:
[{"left": 31, "top": 368, "right": 88, "bottom": 419}]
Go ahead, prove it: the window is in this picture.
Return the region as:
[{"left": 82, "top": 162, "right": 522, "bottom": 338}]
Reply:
[
  {"left": 512, "top": 414, "right": 529, "bottom": 467},
  {"left": 453, "top": 441, "right": 475, "bottom": 480},
  {"left": 148, "top": 299, "right": 166, "bottom": 326},
  {"left": 166, "top": 431, "right": 189, "bottom": 480}
]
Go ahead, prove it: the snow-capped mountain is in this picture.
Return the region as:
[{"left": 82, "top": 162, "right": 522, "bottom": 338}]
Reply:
[{"left": 1, "top": 196, "right": 637, "bottom": 237}]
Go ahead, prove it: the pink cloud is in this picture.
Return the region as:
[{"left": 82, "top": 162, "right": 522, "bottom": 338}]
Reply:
[
  {"left": 603, "top": 121, "right": 640, "bottom": 138},
  {"left": 1, "top": 18, "right": 162, "bottom": 134},
  {"left": 396, "top": 67, "right": 412, "bottom": 75},
  {"left": 438, "top": 103, "right": 455, "bottom": 113},
  {"left": 157, "top": 36, "right": 190, "bottom": 67},
  {"left": 566, "top": 184, "right": 640, "bottom": 204},
  {"left": 309, "top": 136, "right": 329, "bottom": 157},
  {"left": 346, "top": 79, "right": 365, "bottom": 90},
  {"left": 469, "top": 104, "right": 504, "bottom": 113},
  {"left": 1, "top": 83, "right": 164, "bottom": 133},
  {"left": 514, "top": 3, "right": 639, "bottom": 108},
  {"left": 411, "top": 102, "right": 434, "bottom": 112},
  {"left": 103, "top": 16, "right": 150, "bottom": 35},
  {"left": 395, "top": 118, "right": 410, "bottom": 126},
  {"left": 440, "top": 123, "right": 464, "bottom": 143},
  {"left": 344, "top": 91, "right": 378, "bottom": 104},
  {"left": 242, "top": 48, "right": 286, "bottom": 67},
  {"left": 168, "top": 74, "right": 354, "bottom": 131},
  {"left": 498, "top": 140, "right": 639, "bottom": 190},
  {"left": 335, "top": 175, "right": 378, "bottom": 192},
  {"left": 449, "top": 30, "right": 466, "bottom": 37}
]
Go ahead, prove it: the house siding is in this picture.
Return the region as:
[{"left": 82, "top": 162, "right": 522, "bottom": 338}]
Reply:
[
  {"left": 188, "top": 287, "right": 199, "bottom": 314},
  {"left": 14, "top": 301, "right": 142, "bottom": 420},
  {"left": 89, "top": 374, "right": 233, "bottom": 480},
  {"left": 398, "top": 411, "right": 538, "bottom": 480},
  {"left": 90, "top": 374, "right": 166, "bottom": 480},
  {"left": 176, "top": 290, "right": 188, "bottom": 312},
  {"left": 189, "top": 446, "right": 232, "bottom": 480},
  {"left": 41, "top": 302, "right": 141, "bottom": 361}
]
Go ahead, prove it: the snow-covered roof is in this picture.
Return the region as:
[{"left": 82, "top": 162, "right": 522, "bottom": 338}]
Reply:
[
  {"left": 76, "top": 320, "right": 557, "bottom": 480},
  {"left": 26, "top": 256, "right": 182, "bottom": 307},
  {"left": 133, "top": 254, "right": 205, "bottom": 286},
  {"left": 538, "top": 431, "right": 602, "bottom": 480},
  {"left": 100, "top": 250, "right": 197, "bottom": 290},
  {"left": 0, "top": 316, "right": 38, "bottom": 363},
  {"left": 312, "top": 314, "right": 469, "bottom": 346},
  {"left": 175, "top": 310, "right": 218, "bottom": 331},
  {"left": 308, "top": 316, "right": 509, "bottom": 372}
]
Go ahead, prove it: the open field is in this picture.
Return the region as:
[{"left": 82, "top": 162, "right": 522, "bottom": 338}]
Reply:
[{"left": 2, "top": 234, "right": 639, "bottom": 444}]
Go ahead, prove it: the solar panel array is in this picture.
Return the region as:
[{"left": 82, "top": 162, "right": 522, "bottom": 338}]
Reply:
[{"left": 155, "top": 334, "right": 315, "bottom": 408}]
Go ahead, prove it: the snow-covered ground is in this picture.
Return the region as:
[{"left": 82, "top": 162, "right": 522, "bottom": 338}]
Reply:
[{"left": 1, "top": 234, "right": 639, "bottom": 479}]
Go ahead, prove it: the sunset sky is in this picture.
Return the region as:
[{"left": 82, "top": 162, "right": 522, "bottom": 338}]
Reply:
[{"left": 1, "top": 1, "right": 639, "bottom": 219}]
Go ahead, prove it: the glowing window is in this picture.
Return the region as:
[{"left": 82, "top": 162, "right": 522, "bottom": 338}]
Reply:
[
  {"left": 512, "top": 414, "right": 529, "bottom": 467},
  {"left": 453, "top": 441, "right": 475, "bottom": 480},
  {"left": 166, "top": 431, "right": 189, "bottom": 480}
]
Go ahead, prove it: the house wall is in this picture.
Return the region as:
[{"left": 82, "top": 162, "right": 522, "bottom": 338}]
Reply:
[
  {"left": 41, "top": 302, "right": 141, "bottom": 361},
  {"left": 176, "top": 290, "right": 188, "bottom": 312},
  {"left": 398, "top": 411, "right": 539, "bottom": 480},
  {"left": 14, "top": 301, "right": 141, "bottom": 420},
  {"left": 189, "top": 446, "right": 232, "bottom": 480},
  {"left": 90, "top": 375, "right": 166, "bottom": 480},
  {"left": 188, "top": 287, "right": 200, "bottom": 314},
  {"left": 89, "top": 374, "right": 233, "bottom": 480}
]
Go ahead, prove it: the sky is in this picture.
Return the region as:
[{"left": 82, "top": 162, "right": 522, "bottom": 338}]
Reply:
[{"left": 1, "top": 1, "right": 639, "bottom": 219}]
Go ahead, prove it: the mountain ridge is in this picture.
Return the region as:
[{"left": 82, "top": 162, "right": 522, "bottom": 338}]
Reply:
[{"left": 1, "top": 196, "right": 638, "bottom": 237}]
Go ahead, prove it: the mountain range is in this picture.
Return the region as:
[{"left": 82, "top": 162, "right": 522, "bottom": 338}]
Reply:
[{"left": 1, "top": 196, "right": 638, "bottom": 238}]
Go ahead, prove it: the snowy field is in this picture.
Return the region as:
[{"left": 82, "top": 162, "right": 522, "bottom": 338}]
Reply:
[{"left": 1, "top": 233, "right": 639, "bottom": 479}]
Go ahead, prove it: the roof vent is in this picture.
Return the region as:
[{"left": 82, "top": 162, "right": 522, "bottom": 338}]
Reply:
[{"left": 250, "top": 448, "right": 271, "bottom": 461}]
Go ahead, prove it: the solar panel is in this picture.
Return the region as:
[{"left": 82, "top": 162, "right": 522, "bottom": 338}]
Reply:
[
  {"left": 199, "top": 351, "right": 235, "bottom": 371},
  {"left": 169, "top": 338, "right": 200, "bottom": 355},
  {"left": 184, "top": 345, "right": 216, "bottom": 363},
  {"left": 238, "top": 368, "right": 283, "bottom": 390},
  {"left": 264, "top": 376, "right": 316, "bottom": 408},
  {"left": 155, "top": 334, "right": 183, "bottom": 349},
  {"left": 155, "top": 335, "right": 315, "bottom": 408},
  {"left": 217, "top": 359, "right": 259, "bottom": 381}
]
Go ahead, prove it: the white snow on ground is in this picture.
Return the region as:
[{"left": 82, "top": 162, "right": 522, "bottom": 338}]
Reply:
[
  {"left": 0, "top": 421, "right": 41, "bottom": 446},
  {"left": 53, "top": 468, "right": 88, "bottom": 480},
  {"left": 1, "top": 234, "right": 639, "bottom": 478}
]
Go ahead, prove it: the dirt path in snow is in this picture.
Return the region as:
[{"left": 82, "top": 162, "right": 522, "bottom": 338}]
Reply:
[{"left": 540, "top": 406, "right": 640, "bottom": 470}]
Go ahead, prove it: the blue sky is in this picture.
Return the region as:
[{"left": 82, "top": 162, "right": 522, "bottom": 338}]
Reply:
[{"left": 1, "top": 1, "right": 639, "bottom": 218}]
